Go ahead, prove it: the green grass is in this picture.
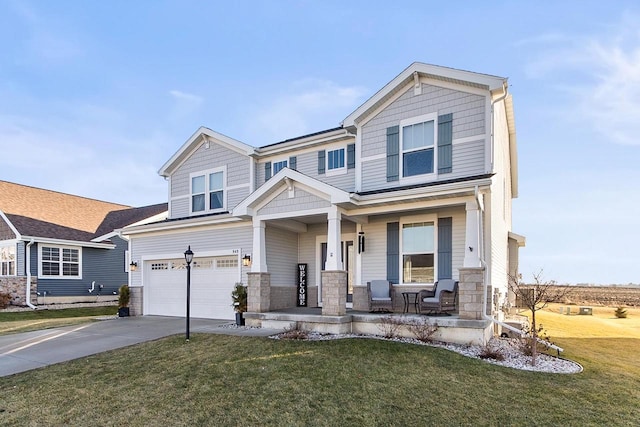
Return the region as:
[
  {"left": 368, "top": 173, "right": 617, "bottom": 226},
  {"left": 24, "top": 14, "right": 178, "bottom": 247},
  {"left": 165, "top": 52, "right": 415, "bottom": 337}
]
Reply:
[
  {"left": 0, "top": 306, "right": 117, "bottom": 335},
  {"left": 1, "top": 307, "right": 638, "bottom": 426}
]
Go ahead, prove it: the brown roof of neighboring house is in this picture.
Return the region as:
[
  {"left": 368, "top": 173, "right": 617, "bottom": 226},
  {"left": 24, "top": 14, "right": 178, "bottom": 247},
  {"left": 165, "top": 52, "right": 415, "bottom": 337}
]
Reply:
[{"left": 0, "top": 180, "right": 167, "bottom": 242}]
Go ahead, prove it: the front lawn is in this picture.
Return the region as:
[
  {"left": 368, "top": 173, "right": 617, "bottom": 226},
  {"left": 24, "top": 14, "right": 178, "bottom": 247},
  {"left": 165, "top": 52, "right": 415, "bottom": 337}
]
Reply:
[
  {"left": 1, "top": 306, "right": 639, "bottom": 426},
  {"left": 0, "top": 306, "right": 117, "bottom": 335}
]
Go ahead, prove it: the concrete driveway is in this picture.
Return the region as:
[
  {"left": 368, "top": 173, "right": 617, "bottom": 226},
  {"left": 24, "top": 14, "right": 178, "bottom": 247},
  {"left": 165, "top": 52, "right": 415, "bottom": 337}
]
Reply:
[{"left": 0, "top": 316, "right": 280, "bottom": 377}]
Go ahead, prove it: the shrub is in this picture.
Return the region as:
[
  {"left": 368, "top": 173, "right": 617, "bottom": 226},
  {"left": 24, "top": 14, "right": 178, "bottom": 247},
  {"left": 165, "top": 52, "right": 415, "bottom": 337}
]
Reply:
[
  {"left": 118, "top": 285, "right": 130, "bottom": 308},
  {"left": 614, "top": 307, "right": 628, "bottom": 319},
  {"left": 377, "top": 315, "right": 403, "bottom": 339},
  {"left": 479, "top": 343, "right": 505, "bottom": 361},
  {"left": 406, "top": 317, "right": 439, "bottom": 342},
  {"left": 231, "top": 283, "right": 247, "bottom": 313},
  {"left": 518, "top": 325, "right": 554, "bottom": 357},
  {"left": 280, "top": 326, "right": 308, "bottom": 340},
  {"left": 0, "top": 291, "right": 11, "bottom": 309}
]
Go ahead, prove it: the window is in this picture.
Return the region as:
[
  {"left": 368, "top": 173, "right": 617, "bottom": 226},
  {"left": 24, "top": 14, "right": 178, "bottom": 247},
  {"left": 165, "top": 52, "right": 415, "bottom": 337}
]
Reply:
[
  {"left": 191, "top": 168, "right": 225, "bottom": 214},
  {"left": 327, "top": 148, "right": 345, "bottom": 171},
  {"left": 0, "top": 244, "right": 16, "bottom": 276},
  {"left": 402, "top": 119, "right": 435, "bottom": 177},
  {"left": 401, "top": 222, "right": 434, "bottom": 284},
  {"left": 40, "top": 245, "right": 81, "bottom": 278},
  {"left": 272, "top": 160, "right": 288, "bottom": 175}
]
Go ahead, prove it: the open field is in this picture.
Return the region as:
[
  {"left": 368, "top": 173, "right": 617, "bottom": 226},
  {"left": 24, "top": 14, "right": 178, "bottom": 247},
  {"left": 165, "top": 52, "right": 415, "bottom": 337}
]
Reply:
[
  {"left": 0, "top": 306, "right": 117, "bottom": 335},
  {"left": 1, "top": 306, "right": 639, "bottom": 426}
]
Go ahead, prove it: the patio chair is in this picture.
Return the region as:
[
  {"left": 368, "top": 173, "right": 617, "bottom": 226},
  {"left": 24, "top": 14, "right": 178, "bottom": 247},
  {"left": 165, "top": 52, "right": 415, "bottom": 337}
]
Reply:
[
  {"left": 367, "top": 280, "right": 394, "bottom": 312},
  {"left": 419, "top": 279, "right": 458, "bottom": 315}
]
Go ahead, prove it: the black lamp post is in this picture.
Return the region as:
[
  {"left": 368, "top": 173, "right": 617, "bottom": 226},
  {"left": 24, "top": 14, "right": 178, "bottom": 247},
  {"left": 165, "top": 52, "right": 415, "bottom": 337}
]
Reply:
[{"left": 184, "top": 245, "right": 194, "bottom": 341}]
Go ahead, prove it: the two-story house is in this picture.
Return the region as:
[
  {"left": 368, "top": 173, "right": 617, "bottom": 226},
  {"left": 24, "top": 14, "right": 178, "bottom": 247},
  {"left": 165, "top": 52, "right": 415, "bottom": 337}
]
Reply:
[{"left": 124, "top": 63, "right": 524, "bottom": 344}]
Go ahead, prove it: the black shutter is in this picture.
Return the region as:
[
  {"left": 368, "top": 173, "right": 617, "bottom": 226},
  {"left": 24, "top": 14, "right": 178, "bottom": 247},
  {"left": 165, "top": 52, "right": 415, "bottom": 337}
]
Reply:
[
  {"left": 289, "top": 156, "right": 297, "bottom": 171},
  {"left": 387, "top": 222, "right": 399, "bottom": 284},
  {"left": 347, "top": 143, "right": 355, "bottom": 169},
  {"left": 438, "top": 217, "right": 453, "bottom": 280},
  {"left": 438, "top": 113, "right": 453, "bottom": 174},
  {"left": 386, "top": 126, "right": 399, "bottom": 181},
  {"left": 265, "top": 162, "right": 272, "bottom": 180},
  {"left": 318, "top": 150, "right": 325, "bottom": 174}
]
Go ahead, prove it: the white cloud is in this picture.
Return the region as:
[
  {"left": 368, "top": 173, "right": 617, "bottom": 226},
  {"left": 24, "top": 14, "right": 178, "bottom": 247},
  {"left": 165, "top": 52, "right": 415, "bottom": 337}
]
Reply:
[
  {"left": 168, "top": 90, "right": 204, "bottom": 122},
  {"left": 521, "top": 13, "right": 640, "bottom": 146},
  {"left": 249, "top": 79, "right": 367, "bottom": 144},
  {"left": 169, "top": 90, "right": 204, "bottom": 104}
]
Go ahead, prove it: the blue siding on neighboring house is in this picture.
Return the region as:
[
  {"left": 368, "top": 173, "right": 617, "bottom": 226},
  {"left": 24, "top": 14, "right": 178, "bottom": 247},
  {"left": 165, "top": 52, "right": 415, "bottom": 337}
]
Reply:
[
  {"left": 438, "top": 217, "right": 453, "bottom": 280},
  {"left": 386, "top": 222, "right": 399, "bottom": 284},
  {"left": 31, "top": 238, "right": 128, "bottom": 297}
]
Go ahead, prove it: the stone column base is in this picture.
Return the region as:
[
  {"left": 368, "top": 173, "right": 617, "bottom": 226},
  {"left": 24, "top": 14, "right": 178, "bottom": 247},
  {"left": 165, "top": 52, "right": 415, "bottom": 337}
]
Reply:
[
  {"left": 0, "top": 277, "right": 37, "bottom": 306},
  {"left": 352, "top": 286, "right": 368, "bottom": 311},
  {"left": 248, "top": 272, "right": 271, "bottom": 313},
  {"left": 129, "top": 286, "right": 143, "bottom": 316},
  {"left": 458, "top": 267, "right": 485, "bottom": 320},
  {"left": 321, "top": 270, "right": 347, "bottom": 316}
]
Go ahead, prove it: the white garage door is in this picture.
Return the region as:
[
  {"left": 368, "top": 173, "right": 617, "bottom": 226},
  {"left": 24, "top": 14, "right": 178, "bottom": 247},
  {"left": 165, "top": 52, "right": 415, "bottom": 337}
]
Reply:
[{"left": 146, "top": 256, "right": 239, "bottom": 320}]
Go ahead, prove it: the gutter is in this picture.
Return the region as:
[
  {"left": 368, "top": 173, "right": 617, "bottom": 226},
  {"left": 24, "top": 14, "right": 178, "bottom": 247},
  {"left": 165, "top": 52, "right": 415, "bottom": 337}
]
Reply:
[
  {"left": 25, "top": 239, "right": 36, "bottom": 309},
  {"left": 473, "top": 187, "right": 563, "bottom": 354}
]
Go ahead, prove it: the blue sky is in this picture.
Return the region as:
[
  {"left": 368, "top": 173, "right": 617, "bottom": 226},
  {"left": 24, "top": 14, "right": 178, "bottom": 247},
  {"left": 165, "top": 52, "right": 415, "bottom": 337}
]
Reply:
[{"left": 0, "top": 1, "right": 638, "bottom": 285}]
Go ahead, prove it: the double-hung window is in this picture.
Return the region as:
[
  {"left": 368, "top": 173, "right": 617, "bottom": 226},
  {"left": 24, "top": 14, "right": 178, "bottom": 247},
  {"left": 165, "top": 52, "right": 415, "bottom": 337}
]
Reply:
[
  {"left": 0, "top": 244, "right": 16, "bottom": 276},
  {"left": 401, "top": 222, "right": 435, "bottom": 284},
  {"left": 40, "top": 245, "right": 81, "bottom": 278},
  {"left": 191, "top": 168, "right": 225, "bottom": 214},
  {"left": 401, "top": 113, "right": 436, "bottom": 178}
]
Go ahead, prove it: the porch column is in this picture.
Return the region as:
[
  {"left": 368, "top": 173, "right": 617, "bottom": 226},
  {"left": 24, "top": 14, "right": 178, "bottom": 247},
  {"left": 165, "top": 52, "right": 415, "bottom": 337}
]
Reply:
[
  {"left": 463, "top": 201, "right": 481, "bottom": 268},
  {"left": 251, "top": 218, "right": 267, "bottom": 273},
  {"left": 458, "top": 267, "right": 485, "bottom": 320},
  {"left": 322, "top": 206, "right": 347, "bottom": 316}
]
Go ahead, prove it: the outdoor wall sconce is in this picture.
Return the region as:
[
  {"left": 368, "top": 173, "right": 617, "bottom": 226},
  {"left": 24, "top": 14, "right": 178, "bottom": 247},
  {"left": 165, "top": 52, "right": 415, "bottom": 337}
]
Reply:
[
  {"left": 358, "top": 231, "right": 366, "bottom": 254},
  {"left": 129, "top": 261, "right": 138, "bottom": 271},
  {"left": 242, "top": 254, "right": 252, "bottom": 267}
]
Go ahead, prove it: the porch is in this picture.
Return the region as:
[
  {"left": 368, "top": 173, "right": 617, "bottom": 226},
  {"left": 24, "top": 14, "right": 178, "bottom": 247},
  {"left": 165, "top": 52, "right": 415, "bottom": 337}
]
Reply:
[{"left": 244, "top": 307, "right": 493, "bottom": 345}]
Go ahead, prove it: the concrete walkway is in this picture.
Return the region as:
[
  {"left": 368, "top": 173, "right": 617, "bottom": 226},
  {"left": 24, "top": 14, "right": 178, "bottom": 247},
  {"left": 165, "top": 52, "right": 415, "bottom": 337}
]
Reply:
[{"left": 0, "top": 316, "right": 283, "bottom": 377}]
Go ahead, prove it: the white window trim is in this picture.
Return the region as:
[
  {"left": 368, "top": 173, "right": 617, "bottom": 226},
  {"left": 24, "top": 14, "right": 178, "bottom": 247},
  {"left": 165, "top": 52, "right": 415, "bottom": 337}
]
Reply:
[
  {"left": 399, "top": 112, "right": 438, "bottom": 183},
  {"left": 189, "top": 166, "right": 227, "bottom": 215},
  {"left": 271, "top": 159, "right": 288, "bottom": 176},
  {"left": 325, "top": 147, "right": 347, "bottom": 176},
  {"left": 399, "top": 214, "right": 438, "bottom": 286},
  {"left": 38, "top": 244, "right": 83, "bottom": 280},
  {"left": 0, "top": 241, "right": 17, "bottom": 277}
]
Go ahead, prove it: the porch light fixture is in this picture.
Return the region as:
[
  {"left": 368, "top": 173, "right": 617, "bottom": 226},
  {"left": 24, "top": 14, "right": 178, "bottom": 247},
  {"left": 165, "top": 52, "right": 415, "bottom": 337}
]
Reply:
[
  {"left": 242, "top": 254, "right": 251, "bottom": 267},
  {"left": 184, "top": 245, "right": 194, "bottom": 342},
  {"left": 358, "top": 231, "right": 366, "bottom": 254},
  {"left": 129, "top": 261, "right": 138, "bottom": 272}
]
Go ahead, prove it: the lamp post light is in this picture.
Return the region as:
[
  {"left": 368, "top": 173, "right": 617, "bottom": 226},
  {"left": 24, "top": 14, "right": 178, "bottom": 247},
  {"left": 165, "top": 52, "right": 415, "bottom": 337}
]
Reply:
[{"left": 184, "top": 245, "right": 194, "bottom": 341}]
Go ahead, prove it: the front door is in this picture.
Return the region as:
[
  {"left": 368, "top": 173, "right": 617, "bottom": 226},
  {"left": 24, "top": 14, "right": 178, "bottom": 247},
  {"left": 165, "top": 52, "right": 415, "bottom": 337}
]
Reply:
[{"left": 320, "top": 240, "right": 354, "bottom": 304}]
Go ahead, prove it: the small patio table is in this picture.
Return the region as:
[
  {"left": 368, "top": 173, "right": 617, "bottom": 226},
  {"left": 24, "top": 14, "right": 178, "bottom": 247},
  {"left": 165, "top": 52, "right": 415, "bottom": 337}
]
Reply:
[{"left": 402, "top": 292, "right": 420, "bottom": 314}]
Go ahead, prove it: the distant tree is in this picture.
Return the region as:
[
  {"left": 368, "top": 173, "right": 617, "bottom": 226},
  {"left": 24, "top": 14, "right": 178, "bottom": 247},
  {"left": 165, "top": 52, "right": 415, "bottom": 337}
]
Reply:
[{"left": 508, "top": 271, "right": 572, "bottom": 366}]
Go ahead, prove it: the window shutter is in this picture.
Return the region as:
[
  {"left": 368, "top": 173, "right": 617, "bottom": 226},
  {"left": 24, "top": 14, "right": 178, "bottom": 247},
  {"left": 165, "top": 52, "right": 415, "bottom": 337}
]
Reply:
[
  {"left": 386, "top": 222, "right": 399, "bottom": 284},
  {"left": 386, "top": 126, "right": 399, "bottom": 182},
  {"left": 317, "top": 150, "right": 325, "bottom": 174},
  {"left": 289, "top": 156, "right": 297, "bottom": 171},
  {"left": 438, "top": 217, "right": 453, "bottom": 280},
  {"left": 438, "top": 113, "right": 453, "bottom": 174},
  {"left": 265, "top": 162, "right": 272, "bottom": 180},
  {"left": 347, "top": 143, "right": 355, "bottom": 169}
]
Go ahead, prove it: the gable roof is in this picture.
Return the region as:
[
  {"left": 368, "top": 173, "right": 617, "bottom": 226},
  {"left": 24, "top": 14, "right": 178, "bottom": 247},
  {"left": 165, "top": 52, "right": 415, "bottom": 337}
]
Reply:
[
  {"left": 342, "top": 62, "right": 507, "bottom": 128},
  {"left": 159, "top": 126, "right": 256, "bottom": 177}
]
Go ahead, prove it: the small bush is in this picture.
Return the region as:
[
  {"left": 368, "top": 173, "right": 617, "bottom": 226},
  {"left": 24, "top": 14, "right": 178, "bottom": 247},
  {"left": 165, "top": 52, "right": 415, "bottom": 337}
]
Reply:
[
  {"left": 377, "top": 315, "right": 403, "bottom": 339},
  {"left": 406, "top": 317, "right": 439, "bottom": 342},
  {"left": 0, "top": 292, "right": 11, "bottom": 308},
  {"left": 118, "top": 285, "right": 130, "bottom": 308},
  {"left": 479, "top": 343, "right": 505, "bottom": 361},
  {"left": 614, "top": 307, "right": 628, "bottom": 319},
  {"left": 280, "top": 326, "right": 308, "bottom": 340},
  {"left": 518, "top": 325, "right": 554, "bottom": 357}
]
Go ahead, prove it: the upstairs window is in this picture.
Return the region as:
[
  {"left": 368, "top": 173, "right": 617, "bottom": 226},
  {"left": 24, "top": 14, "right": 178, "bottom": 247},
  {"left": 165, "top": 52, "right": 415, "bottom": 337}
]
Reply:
[
  {"left": 402, "top": 118, "right": 435, "bottom": 178},
  {"left": 191, "top": 168, "right": 225, "bottom": 214},
  {"left": 272, "top": 160, "right": 288, "bottom": 175},
  {"left": 40, "top": 245, "right": 81, "bottom": 278},
  {"left": 327, "top": 148, "right": 345, "bottom": 171},
  {"left": 0, "top": 244, "right": 15, "bottom": 276}
]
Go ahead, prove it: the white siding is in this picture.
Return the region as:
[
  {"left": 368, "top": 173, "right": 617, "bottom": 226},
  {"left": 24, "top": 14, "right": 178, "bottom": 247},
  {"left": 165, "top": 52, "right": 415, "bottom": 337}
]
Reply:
[{"left": 265, "top": 226, "right": 298, "bottom": 287}]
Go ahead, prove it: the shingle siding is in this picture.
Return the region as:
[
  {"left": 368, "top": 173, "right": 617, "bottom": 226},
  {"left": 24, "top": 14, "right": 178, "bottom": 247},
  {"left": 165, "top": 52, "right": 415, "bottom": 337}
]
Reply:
[
  {"left": 258, "top": 189, "right": 331, "bottom": 216},
  {"left": 0, "top": 215, "right": 16, "bottom": 240}
]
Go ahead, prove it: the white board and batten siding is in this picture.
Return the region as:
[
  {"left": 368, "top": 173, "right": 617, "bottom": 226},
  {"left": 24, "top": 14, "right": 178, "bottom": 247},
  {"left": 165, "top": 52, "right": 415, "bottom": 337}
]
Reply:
[
  {"left": 360, "top": 83, "right": 487, "bottom": 193},
  {"left": 169, "top": 142, "right": 253, "bottom": 219}
]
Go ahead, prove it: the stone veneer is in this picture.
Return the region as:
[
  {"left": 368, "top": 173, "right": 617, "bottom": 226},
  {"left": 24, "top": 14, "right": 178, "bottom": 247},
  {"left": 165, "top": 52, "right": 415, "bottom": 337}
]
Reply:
[
  {"left": 247, "top": 272, "right": 271, "bottom": 312},
  {"left": 129, "top": 286, "right": 143, "bottom": 316},
  {"left": 321, "top": 270, "right": 347, "bottom": 316},
  {"left": 458, "top": 267, "right": 485, "bottom": 320},
  {"left": 269, "top": 286, "right": 297, "bottom": 310},
  {"left": 0, "top": 276, "right": 37, "bottom": 306}
]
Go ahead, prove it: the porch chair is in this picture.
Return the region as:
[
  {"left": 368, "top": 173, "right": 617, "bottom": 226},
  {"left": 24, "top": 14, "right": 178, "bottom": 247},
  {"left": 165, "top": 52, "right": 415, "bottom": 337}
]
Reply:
[
  {"left": 419, "top": 279, "right": 458, "bottom": 315},
  {"left": 367, "top": 280, "right": 394, "bottom": 312}
]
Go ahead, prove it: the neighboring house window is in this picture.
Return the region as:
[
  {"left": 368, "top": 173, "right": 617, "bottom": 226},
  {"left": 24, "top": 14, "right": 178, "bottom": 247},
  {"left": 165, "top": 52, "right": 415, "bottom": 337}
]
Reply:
[
  {"left": 272, "top": 160, "right": 288, "bottom": 175},
  {"left": 0, "top": 244, "right": 16, "bottom": 276},
  {"left": 401, "top": 222, "right": 435, "bottom": 284},
  {"left": 40, "top": 245, "right": 81, "bottom": 278},
  {"left": 190, "top": 168, "right": 226, "bottom": 214},
  {"left": 401, "top": 115, "right": 436, "bottom": 178}
]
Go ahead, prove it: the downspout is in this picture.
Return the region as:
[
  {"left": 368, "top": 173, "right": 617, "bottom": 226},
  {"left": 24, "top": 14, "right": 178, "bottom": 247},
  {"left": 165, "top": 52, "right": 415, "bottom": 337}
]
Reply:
[
  {"left": 474, "top": 187, "right": 563, "bottom": 353},
  {"left": 25, "top": 239, "right": 37, "bottom": 309}
]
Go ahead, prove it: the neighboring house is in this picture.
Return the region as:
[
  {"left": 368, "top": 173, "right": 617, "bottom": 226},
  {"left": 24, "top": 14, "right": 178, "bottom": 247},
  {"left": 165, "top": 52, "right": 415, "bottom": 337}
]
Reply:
[
  {"left": 124, "top": 62, "right": 525, "bottom": 342},
  {"left": 0, "top": 181, "right": 167, "bottom": 306}
]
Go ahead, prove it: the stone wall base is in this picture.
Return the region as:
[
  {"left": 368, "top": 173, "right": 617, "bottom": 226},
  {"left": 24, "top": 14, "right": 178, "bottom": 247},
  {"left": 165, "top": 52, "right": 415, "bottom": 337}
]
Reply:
[
  {"left": 129, "top": 286, "right": 143, "bottom": 316},
  {"left": 0, "top": 276, "right": 37, "bottom": 306},
  {"left": 247, "top": 272, "right": 271, "bottom": 313},
  {"left": 321, "top": 270, "right": 347, "bottom": 316},
  {"left": 458, "top": 267, "right": 486, "bottom": 320}
]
